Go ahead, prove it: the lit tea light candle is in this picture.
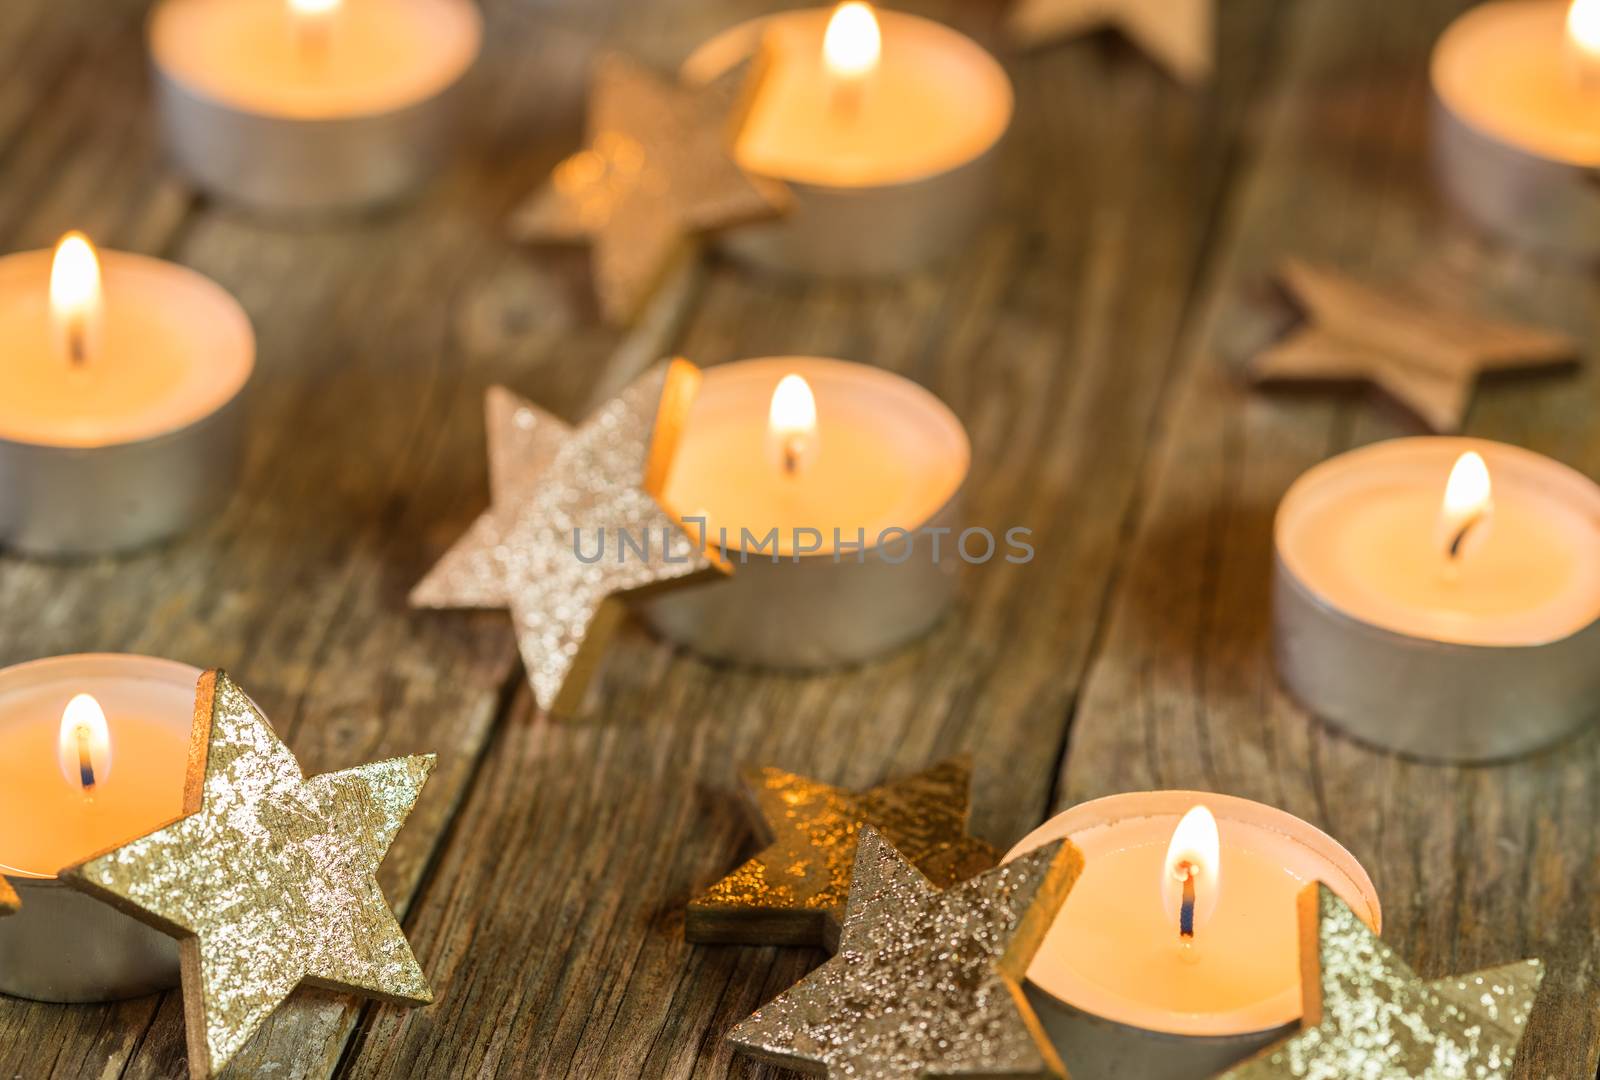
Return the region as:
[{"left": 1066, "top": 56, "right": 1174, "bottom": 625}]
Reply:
[
  {"left": 0, "top": 233, "right": 254, "bottom": 556},
  {"left": 148, "top": 0, "right": 482, "bottom": 214},
  {"left": 644, "top": 357, "right": 971, "bottom": 668},
  {"left": 1431, "top": 0, "right": 1600, "bottom": 257},
  {"left": 682, "top": 4, "right": 1013, "bottom": 276},
  {"left": 1005, "top": 792, "right": 1380, "bottom": 1080},
  {"left": 1274, "top": 437, "right": 1600, "bottom": 761},
  {"left": 0, "top": 655, "right": 201, "bottom": 1002}
]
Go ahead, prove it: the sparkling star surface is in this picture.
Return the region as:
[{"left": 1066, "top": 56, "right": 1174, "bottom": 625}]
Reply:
[
  {"left": 688, "top": 757, "right": 999, "bottom": 950},
  {"left": 1220, "top": 884, "right": 1543, "bottom": 1080},
  {"left": 729, "top": 826, "right": 1080, "bottom": 1080},
  {"left": 64, "top": 671, "right": 434, "bottom": 1080},
  {"left": 411, "top": 361, "right": 725, "bottom": 715}
]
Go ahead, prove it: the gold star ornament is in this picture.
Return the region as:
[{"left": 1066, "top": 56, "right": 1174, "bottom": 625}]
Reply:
[
  {"left": 688, "top": 756, "right": 998, "bottom": 950},
  {"left": 1220, "top": 884, "right": 1543, "bottom": 1080},
  {"left": 1248, "top": 260, "right": 1577, "bottom": 433},
  {"left": 1007, "top": 0, "right": 1213, "bottom": 85},
  {"left": 62, "top": 670, "right": 434, "bottom": 1080},
  {"left": 729, "top": 826, "right": 1080, "bottom": 1079},
  {"left": 411, "top": 361, "right": 726, "bottom": 715},
  {"left": 510, "top": 53, "right": 787, "bottom": 324}
]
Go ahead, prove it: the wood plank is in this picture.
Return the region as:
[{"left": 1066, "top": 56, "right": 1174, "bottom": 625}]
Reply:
[
  {"left": 341, "top": 1, "right": 1293, "bottom": 1076},
  {"left": 1055, "top": 1, "right": 1600, "bottom": 1078}
]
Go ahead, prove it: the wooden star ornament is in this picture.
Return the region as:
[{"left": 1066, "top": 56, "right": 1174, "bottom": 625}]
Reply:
[
  {"left": 62, "top": 670, "right": 434, "bottom": 1080},
  {"left": 510, "top": 53, "right": 786, "bottom": 324},
  {"left": 411, "top": 361, "right": 726, "bottom": 715},
  {"left": 687, "top": 756, "right": 999, "bottom": 950},
  {"left": 729, "top": 827, "right": 1080, "bottom": 1079},
  {"left": 1006, "top": 0, "right": 1213, "bottom": 85},
  {"left": 1219, "top": 884, "right": 1543, "bottom": 1080},
  {"left": 1248, "top": 260, "right": 1577, "bottom": 433}
]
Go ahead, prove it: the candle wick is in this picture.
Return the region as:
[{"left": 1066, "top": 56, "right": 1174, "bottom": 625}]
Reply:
[
  {"left": 1447, "top": 512, "right": 1484, "bottom": 561},
  {"left": 67, "top": 320, "right": 87, "bottom": 369},
  {"left": 1178, "top": 864, "right": 1196, "bottom": 940},
  {"left": 782, "top": 435, "right": 803, "bottom": 477},
  {"left": 75, "top": 724, "right": 97, "bottom": 794}
]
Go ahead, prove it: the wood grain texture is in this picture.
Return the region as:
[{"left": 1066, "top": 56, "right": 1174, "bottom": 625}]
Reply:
[{"left": 0, "top": 0, "right": 1596, "bottom": 1078}]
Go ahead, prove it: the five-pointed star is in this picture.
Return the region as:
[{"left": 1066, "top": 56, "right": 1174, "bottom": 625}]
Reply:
[
  {"left": 729, "top": 826, "right": 1080, "bottom": 1080},
  {"left": 1007, "top": 0, "right": 1214, "bottom": 85},
  {"left": 63, "top": 670, "right": 434, "bottom": 1080},
  {"left": 1220, "top": 884, "right": 1544, "bottom": 1080},
  {"left": 1249, "top": 260, "right": 1577, "bottom": 433},
  {"left": 510, "top": 53, "right": 786, "bottom": 324},
  {"left": 411, "top": 360, "right": 726, "bottom": 715},
  {"left": 687, "top": 757, "right": 999, "bottom": 950}
]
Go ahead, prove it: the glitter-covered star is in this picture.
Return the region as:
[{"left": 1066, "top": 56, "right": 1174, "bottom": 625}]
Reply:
[
  {"left": 1007, "top": 0, "right": 1213, "bottom": 85},
  {"left": 688, "top": 757, "right": 998, "bottom": 950},
  {"left": 730, "top": 827, "right": 1079, "bottom": 1079},
  {"left": 411, "top": 361, "right": 725, "bottom": 715},
  {"left": 1248, "top": 260, "right": 1576, "bottom": 433},
  {"left": 63, "top": 670, "right": 434, "bottom": 1080},
  {"left": 1219, "top": 884, "right": 1544, "bottom": 1080},
  {"left": 510, "top": 53, "right": 786, "bottom": 324}
]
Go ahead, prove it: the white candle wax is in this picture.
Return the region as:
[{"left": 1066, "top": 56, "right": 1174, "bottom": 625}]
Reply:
[
  {"left": 1432, "top": 0, "right": 1600, "bottom": 168},
  {"left": 1277, "top": 438, "right": 1600, "bottom": 647},
  {"left": 0, "top": 247, "right": 253, "bottom": 448},
  {"left": 661, "top": 357, "right": 968, "bottom": 555},
  {"left": 149, "top": 0, "right": 480, "bottom": 121},
  {"left": 0, "top": 655, "right": 197, "bottom": 879},
  {"left": 1007, "top": 792, "right": 1380, "bottom": 1038}
]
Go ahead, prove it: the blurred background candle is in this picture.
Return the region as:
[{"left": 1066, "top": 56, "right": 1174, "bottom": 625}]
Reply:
[
  {"left": 0, "top": 655, "right": 199, "bottom": 1002},
  {"left": 682, "top": 4, "right": 1012, "bottom": 275},
  {"left": 1274, "top": 437, "right": 1600, "bottom": 760},
  {"left": 1431, "top": 0, "right": 1600, "bottom": 257},
  {"left": 1005, "top": 792, "right": 1380, "bottom": 1080},
  {"left": 644, "top": 357, "right": 969, "bottom": 668},
  {"left": 149, "top": 0, "right": 482, "bottom": 214},
  {"left": 0, "top": 234, "right": 254, "bottom": 556}
]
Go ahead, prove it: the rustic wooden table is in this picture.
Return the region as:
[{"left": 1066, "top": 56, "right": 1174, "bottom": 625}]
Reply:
[{"left": 2, "top": 0, "right": 1598, "bottom": 1076}]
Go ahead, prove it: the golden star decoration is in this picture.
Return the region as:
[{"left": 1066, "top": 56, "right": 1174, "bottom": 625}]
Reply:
[
  {"left": 1006, "top": 0, "right": 1214, "bottom": 85},
  {"left": 411, "top": 360, "right": 726, "bottom": 715},
  {"left": 729, "top": 826, "right": 1080, "bottom": 1079},
  {"left": 1248, "top": 260, "right": 1577, "bottom": 433},
  {"left": 687, "top": 756, "right": 999, "bottom": 950},
  {"left": 1219, "top": 884, "right": 1543, "bottom": 1080},
  {"left": 62, "top": 670, "right": 434, "bottom": 1080},
  {"left": 510, "top": 53, "right": 786, "bottom": 325}
]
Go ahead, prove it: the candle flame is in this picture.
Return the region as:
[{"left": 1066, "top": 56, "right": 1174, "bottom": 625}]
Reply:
[
  {"left": 58, "top": 693, "right": 112, "bottom": 794},
  {"left": 1569, "top": 0, "right": 1600, "bottom": 90},
  {"left": 49, "top": 231, "right": 102, "bottom": 369},
  {"left": 767, "top": 373, "right": 819, "bottom": 475},
  {"left": 823, "top": 2, "right": 882, "bottom": 80},
  {"left": 1162, "top": 805, "right": 1220, "bottom": 939},
  {"left": 289, "top": 0, "right": 340, "bottom": 16},
  {"left": 1439, "top": 451, "right": 1493, "bottom": 561}
]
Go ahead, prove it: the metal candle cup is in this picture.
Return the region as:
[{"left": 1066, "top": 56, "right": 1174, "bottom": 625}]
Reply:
[
  {"left": 1274, "top": 438, "right": 1600, "bottom": 762},
  {"left": 1430, "top": 1, "right": 1600, "bottom": 258},
  {"left": 0, "top": 246, "right": 254, "bottom": 557},
  {"left": 1005, "top": 792, "right": 1380, "bottom": 1080},
  {"left": 148, "top": 0, "right": 482, "bottom": 215},
  {"left": 643, "top": 357, "right": 970, "bottom": 668},
  {"left": 682, "top": 7, "right": 1012, "bottom": 277},
  {"left": 0, "top": 655, "right": 200, "bottom": 1003}
]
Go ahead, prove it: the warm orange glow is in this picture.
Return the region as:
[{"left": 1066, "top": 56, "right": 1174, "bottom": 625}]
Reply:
[
  {"left": 1162, "top": 805, "right": 1220, "bottom": 937},
  {"left": 289, "top": 0, "right": 340, "bottom": 17},
  {"left": 49, "top": 231, "right": 102, "bottom": 368},
  {"left": 1439, "top": 451, "right": 1493, "bottom": 560},
  {"left": 823, "top": 2, "right": 882, "bottom": 81},
  {"left": 767, "top": 373, "right": 819, "bottom": 474},
  {"left": 1571, "top": 0, "right": 1600, "bottom": 87},
  {"left": 58, "top": 693, "right": 112, "bottom": 793}
]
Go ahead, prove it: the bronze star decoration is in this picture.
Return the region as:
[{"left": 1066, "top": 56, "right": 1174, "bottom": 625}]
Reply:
[
  {"left": 1006, "top": 0, "right": 1214, "bottom": 85},
  {"left": 729, "top": 826, "right": 1080, "bottom": 1080},
  {"left": 687, "top": 756, "right": 999, "bottom": 950},
  {"left": 62, "top": 670, "right": 434, "bottom": 1080},
  {"left": 1219, "top": 884, "right": 1544, "bottom": 1080},
  {"left": 510, "top": 52, "right": 787, "bottom": 325},
  {"left": 1248, "top": 260, "right": 1577, "bottom": 433},
  {"left": 411, "top": 360, "right": 726, "bottom": 716}
]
